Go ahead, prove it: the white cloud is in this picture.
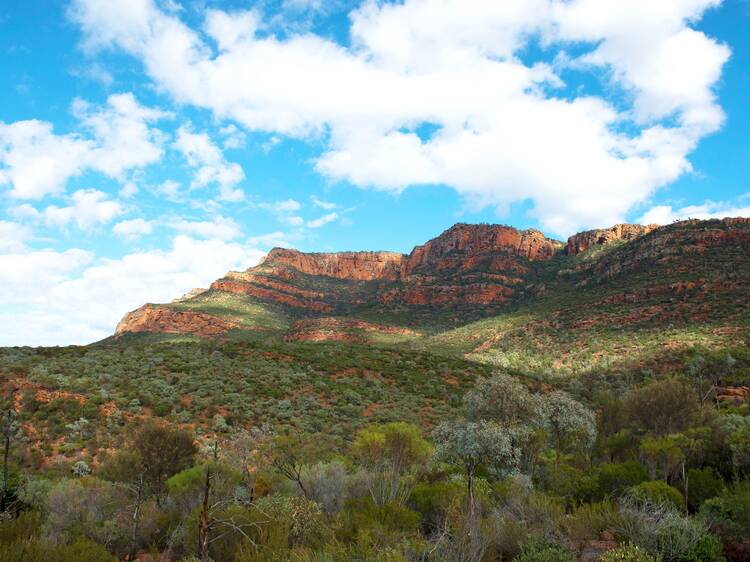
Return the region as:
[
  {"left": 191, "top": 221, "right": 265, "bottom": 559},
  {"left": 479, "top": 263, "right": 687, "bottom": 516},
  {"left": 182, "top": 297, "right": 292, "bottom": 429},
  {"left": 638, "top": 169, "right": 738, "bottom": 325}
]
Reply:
[
  {"left": 0, "top": 221, "right": 31, "bottom": 252},
  {"left": 119, "top": 181, "right": 139, "bottom": 198},
  {"left": 113, "top": 217, "right": 154, "bottom": 239},
  {"left": 0, "top": 235, "right": 266, "bottom": 346},
  {"left": 639, "top": 200, "right": 750, "bottom": 224},
  {"left": 307, "top": 211, "right": 338, "bottom": 228},
  {"left": 158, "top": 179, "right": 182, "bottom": 201},
  {"left": 43, "top": 189, "right": 123, "bottom": 230},
  {"left": 311, "top": 195, "right": 336, "bottom": 210},
  {"left": 169, "top": 215, "right": 242, "bottom": 240},
  {"left": 0, "top": 93, "right": 169, "bottom": 200},
  {"left": 8, "top": 204, "right": 41, "bottom": 220},
  {"left": 70, "top": 0, "right": 729, "bottom": 235},
  {"left": 261, "top": 198, "right": 301, "bottom": 213},
  {"left": 0, "top": 248, "right": 94, "bottom": 305},
  {"left": 219, "top": 124, "right": 246, "bottom": 149},
  {"left": 258, "top": 198, "right": 304, "bottom": 226},
  {"left": 173, "top": 126, "right": 245, "bottom": 202},
  {"left": 246, "top": 230, "right": 290, "bottom": 248},
  {"left": 0, "top": 120, "right": 93, "bottom": 199}
]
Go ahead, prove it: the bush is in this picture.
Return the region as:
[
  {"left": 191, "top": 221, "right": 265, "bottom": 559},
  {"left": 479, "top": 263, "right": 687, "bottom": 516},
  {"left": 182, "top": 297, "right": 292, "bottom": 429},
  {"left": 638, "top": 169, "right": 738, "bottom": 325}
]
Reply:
[
  {"left": 563, "top": 500, "right": 623, "bottom": 541},
  {"left": 338, "top": 497, "right": 421, "bottom": 545},
  {"left": 619, "top": 498, "right": 724, "bottom": 562},
  {"left": 700, "top": 483, "right": 750, "bottom": 560},
  {"left": 628, "top": 481, "right": 684, "bottom": 511},
  {"left": 597, "top": 461, "right": 649, "bottom": 497},
  {"left": 687, "top": 468, "right": 725, "bottom": 512},
  {"left": 600, "top": 543, "right": 659, "bottom": 562},
  {"left": 514, "top": 535, "right": 577, "bottom": 562}
]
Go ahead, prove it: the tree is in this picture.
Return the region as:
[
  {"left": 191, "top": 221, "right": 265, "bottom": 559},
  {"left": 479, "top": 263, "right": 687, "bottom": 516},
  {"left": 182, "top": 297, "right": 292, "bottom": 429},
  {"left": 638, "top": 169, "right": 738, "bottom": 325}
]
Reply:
[
  {"left": 99, "top": 449, "right": 147, "bottom": 561},
  {"left": 167, "top": 461, "right": 251, "bottom": 562},
  {"left": 433, "top": 420, "right": 523, "bottom": 520},
  {"left": 463, "top": 374, "right": 548, "bottom": 476},
  {"left": 352, "top": 422, "right": 432, "bottom": 506},
  {"left": 265, "top": 432, "right": 334, "bottom": 500},
  {"left": 463, "top": 374, "right": 544, "bottom": 426},
  {"left": 134, "top": 421, "right": 196, "bottom": 505},
  {"left": 543, "top": 391, "right": 597, "bottom": 468},
  {"left": 1, "top": 408, "right": 19, "bottom": 517},
  {"left": 723, "top": 414, "right": 750, "bottom": 481},
  {"left": 623, "top": 378, "right": 701, "bottom": 436}
]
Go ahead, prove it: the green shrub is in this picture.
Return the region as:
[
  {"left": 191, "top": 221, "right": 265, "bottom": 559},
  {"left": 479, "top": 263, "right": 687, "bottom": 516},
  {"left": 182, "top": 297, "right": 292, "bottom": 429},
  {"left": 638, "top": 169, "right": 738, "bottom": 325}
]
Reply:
[
  {"left": 563, "top": 500, "right": 623, "bottom": 541},
  {"left": 699, "top": 483, "right": 750, "bottom": 559},
  {"left": 514, "top": 535, "right": 576, "bottom": 562},
  {"left": 686, "top": 468, "right": 724, "bottom": 512},
  {"left": 597, "top": 461, "right": 649, "bottom": 497},
  {"left": 338, "top": 497, "right": 421, "bottom": 545},
  {"left": 628, "top": 481, "right": 684, "bottom": 511},
  {"left": 600, "top": 544, "right": 659, "bottom": 562}
]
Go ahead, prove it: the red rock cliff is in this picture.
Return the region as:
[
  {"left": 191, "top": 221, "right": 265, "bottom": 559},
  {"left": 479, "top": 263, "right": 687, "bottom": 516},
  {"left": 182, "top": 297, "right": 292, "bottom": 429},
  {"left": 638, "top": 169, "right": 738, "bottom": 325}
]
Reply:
[
  {"left": 402, "top": 223, "right": 562, "bottom": 276},
  {"left": 262, "top": 248, "right": 405, "bottom": 281},
  {"left": 115, "top": 305, "right": 238, "bottom": 337},
  {"left": 566, "top": 224, "right": 659, "bottom": 255}
]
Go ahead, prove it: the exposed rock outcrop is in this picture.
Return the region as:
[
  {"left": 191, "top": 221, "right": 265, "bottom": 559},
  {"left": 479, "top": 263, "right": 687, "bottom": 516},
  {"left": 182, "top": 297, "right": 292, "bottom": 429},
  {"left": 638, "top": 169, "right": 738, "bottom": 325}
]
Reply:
[
  {"left": 115, "top": 305, "right": 238, "bottom": 337},
  {"left": 113, "top": 218, "right": 750, "bottom": 339},
  {"left": 566, "top": 223, "right": 659, "bottom": 255},
  {"left": 403, "top": 223, "right": 562, "bottom": 275},
  {"left": 285, "top": 318, "right": 419, "bottom": 343},
  {"left": 263, "top": 248, "right": 404, "bottom": 281}
]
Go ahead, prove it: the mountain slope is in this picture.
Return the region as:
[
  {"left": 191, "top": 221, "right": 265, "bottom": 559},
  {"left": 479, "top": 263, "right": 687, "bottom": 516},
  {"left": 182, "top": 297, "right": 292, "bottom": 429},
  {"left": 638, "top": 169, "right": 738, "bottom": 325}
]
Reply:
[{"left": 115, "top": 218, "right": 750, "bottom": 354}]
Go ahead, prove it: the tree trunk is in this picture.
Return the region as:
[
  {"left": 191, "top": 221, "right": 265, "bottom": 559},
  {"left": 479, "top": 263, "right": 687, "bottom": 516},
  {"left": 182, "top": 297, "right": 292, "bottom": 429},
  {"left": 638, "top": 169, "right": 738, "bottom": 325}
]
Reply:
[
  {"left": 199, "top": 466, "right": 211, "bottom": 562},
  {"left": 129, "top": 474, "right": 144, "bottom": 561},
  {"left": 466, "top": 461, "right": 476, "bottom": 522},
  {"left": 682, "top": 462, "right": 689, "bottom": 514},
  {"left": 1, "top": 410, "right": 12, "bottom": 517}
]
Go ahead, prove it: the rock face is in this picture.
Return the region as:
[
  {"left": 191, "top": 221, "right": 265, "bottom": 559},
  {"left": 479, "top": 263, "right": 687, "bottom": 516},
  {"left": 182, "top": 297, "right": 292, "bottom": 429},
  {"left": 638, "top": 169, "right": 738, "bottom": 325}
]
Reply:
[
  {"left": 115, "top": 305, "right": 238, "bottom": 337},
  {"left": 113, "top": 218, "right": 750, "bottom": 339},
  {"left": 403, "top": 223, "right": 561, "bottom": 275},
  {"left": 566, "top": 224, "right": 659, "bottom": 255},
  {"left": 263, "top": 248, "right": 405, "bottom": 281}
]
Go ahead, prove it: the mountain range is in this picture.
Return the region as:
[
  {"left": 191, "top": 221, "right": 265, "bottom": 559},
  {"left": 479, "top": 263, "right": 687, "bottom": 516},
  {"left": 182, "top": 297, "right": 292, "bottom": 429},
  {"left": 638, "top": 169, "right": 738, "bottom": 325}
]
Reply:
[{"left": 114, "top": 218, "right": 750, "bottom": 376}]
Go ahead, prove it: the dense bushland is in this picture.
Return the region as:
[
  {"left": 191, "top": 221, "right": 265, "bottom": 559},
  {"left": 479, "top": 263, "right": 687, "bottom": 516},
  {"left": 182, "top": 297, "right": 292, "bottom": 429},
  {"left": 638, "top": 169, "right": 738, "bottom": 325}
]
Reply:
[{"left": 0, "top": 350, "right": 748, "bottom": 562}]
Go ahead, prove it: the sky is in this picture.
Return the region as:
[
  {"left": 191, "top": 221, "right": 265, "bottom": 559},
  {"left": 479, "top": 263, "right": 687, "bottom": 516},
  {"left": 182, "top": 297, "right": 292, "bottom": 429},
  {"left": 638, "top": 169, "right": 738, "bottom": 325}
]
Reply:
[{"left": 0, "top": 0, "right": 749, "bottom": 346}]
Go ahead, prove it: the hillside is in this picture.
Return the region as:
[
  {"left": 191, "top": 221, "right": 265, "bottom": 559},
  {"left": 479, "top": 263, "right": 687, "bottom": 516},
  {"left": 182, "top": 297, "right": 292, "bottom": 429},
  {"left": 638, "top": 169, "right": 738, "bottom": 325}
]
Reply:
[
  {"left": 3, "top": 219, "right": 750, "bottom": 562},
  {"left": 113, "top": 218, "right": 750, "bottom": 376}
]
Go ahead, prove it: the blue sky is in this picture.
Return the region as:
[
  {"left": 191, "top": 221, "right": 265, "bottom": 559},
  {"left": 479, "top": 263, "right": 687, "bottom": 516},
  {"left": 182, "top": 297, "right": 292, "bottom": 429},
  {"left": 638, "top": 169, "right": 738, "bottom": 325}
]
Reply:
[{"left": 0, "top": 0, "right": 748, "bottom": 345}]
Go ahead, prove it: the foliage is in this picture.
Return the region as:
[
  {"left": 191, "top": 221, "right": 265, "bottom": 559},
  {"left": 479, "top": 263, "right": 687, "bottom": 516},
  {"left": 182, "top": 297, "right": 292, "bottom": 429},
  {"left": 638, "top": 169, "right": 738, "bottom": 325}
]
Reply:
[
  {"left": 687, "top": 468, "right": 725, "bottom": 512},
  {"left": 628, "top": 481, "right": 684, "bottom": 511},
  {"left": 600, "top": 543, "right": 659, "bottom": 562},
  {"left": 134, "top": 420, "right": 197, "bottom": 501},
  {"left": 352, "top": 422, "right": 432, "bottom": 506},
  {"left": 513, "top": 534, "right": 577, "bottom": 562},
  {"left": 597, "top": 461, "right": 650, "bottom": 498},
  {"left": 618, "top": 498, "right": 724, "bottom": 562}
]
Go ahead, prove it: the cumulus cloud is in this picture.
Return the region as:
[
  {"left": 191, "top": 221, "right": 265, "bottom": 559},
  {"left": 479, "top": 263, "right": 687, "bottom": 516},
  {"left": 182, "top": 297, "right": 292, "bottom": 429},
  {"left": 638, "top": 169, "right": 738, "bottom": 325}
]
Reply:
[
  {"left": 113, "top": 217, "right": 154, "bottom": 239},
  {"left": 311, "top": 195, "right": 336, "bottom": 210},
  {"left": 169, "top": 215, "right": 242, "bottom": 240},
  {"left": 0, "top": 235, "right": 269, "bottom": 346},
  {"left": 0, "top": 221, "right": 32, "bottom": 252},
  {"left": 307, "top": 212, "right": 338, "bottom": 228},
  {"left": 70, "top": 0, "right": 730, "bottom": 235},
  {"left": 173, "top": 126, "right": 245, "bottom": 202},
  {"left": 43, "top": 189, "right": 123, "bottom": 230},
  {"left": 639, "top": 199, "right": 750, "bottom": 224},
  {"left": 0, "top": 93, "right": 169, "bottom": 199},
  {"left": 258, "top": 198, "right": 304, "bottom": 226}
]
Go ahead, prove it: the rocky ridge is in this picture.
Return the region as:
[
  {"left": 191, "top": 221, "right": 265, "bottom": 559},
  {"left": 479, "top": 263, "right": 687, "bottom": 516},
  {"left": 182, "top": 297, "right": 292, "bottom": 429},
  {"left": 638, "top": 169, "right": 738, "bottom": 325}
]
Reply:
[{"left": 114, "top": 218, "right": 750, "bottom": 339}]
